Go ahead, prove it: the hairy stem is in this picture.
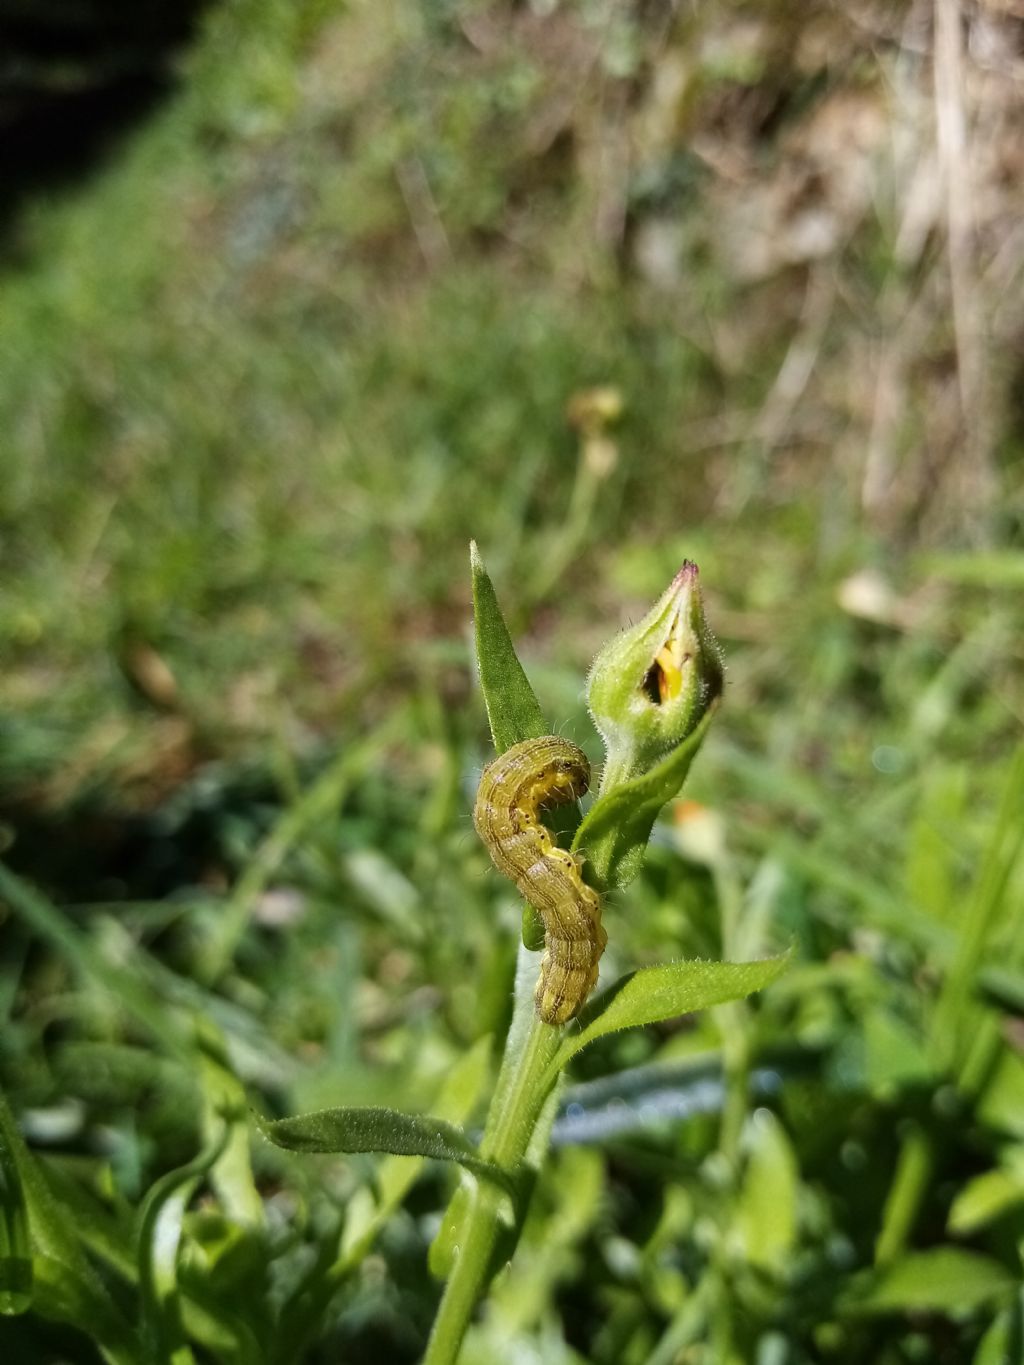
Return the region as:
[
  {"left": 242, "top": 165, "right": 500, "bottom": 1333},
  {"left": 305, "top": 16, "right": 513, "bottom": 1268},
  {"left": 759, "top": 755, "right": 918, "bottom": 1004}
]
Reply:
[{"left": 424, "top": 949, "right": 562, "bottom": 1365}]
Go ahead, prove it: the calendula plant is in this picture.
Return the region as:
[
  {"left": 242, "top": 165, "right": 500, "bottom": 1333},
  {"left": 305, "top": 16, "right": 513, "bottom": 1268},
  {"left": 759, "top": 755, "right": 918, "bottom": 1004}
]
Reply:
[{"left": 257, "top": 544, "right": 787, "bottom": 1363}]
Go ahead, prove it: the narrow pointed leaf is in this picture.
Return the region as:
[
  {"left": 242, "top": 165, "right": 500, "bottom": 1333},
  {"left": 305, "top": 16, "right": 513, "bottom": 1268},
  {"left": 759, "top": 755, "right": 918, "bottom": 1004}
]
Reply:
[
  {"left": 0, "top": 1108, "right": 31, "bottom": 1315},
  {"left": 195, "top": 1022, "right": 263, "bottom": 1227},
  {"left": 553, "top": 954, "right": 789, "bottom": 1073},
  {"left": 338, "top": 1038, "right": 492, "bottom": 1273},
  {"left": 0, "top": 1093, "right": 134, "bottom": 1355},
  {"left": 254, "top": 1106, "right": 517, "bottom": 1195},
  {"left": 948, "top": 1168, "right": 1024, "bottom": 1236},
  {"left": 471, "top": 541, "right": 548, "bottom": 754},
  {"left": 973, "top": 1301, "right": 1024, "bottom": 1365},
  {"left": 841, "top": 1247, "right": 1015, "bottom": 1315},
  {"left": 31, "top": 1256, "right": 139, "bottom": 1364},
  {"left": 470, "top": 542, "right": 576, "bottom": 947},
  {"left": 736, "top": 1110, "right": 799, "bottom": 1271},
  {"left": 138, "top": 1126, "right": 230, "bottom": 1365}
]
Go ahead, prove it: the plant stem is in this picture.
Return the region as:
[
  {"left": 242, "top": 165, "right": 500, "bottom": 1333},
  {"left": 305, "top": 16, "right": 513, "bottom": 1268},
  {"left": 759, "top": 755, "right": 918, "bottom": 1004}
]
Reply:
[
  {"left": 716, "top": 1001, "right": 750, "bottom": 1166},
  {"left": 713, "top": 861, "right": 750, "bottom": 1169},
  {"left": 874, "top": 1125, "right": 932, "bottom": 1264},
  {"left": 424, "top": 951, "right": 562, "bottom": 1365},
  {"left": 423, "top": 1182, "right": 505, "bottom": 1365}
]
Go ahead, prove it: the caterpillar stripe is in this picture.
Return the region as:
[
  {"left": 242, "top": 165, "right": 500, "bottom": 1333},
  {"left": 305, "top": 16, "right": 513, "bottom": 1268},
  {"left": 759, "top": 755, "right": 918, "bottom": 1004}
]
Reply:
[{"left": 473, "top": 736, "right": 606, "bottom": 1025}]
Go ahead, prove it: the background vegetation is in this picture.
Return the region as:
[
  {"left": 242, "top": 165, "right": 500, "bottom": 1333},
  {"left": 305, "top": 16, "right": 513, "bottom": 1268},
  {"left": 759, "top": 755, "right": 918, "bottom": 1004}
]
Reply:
[{"left": 2, "top": 1, "right": 1023, "bottom": 1361}]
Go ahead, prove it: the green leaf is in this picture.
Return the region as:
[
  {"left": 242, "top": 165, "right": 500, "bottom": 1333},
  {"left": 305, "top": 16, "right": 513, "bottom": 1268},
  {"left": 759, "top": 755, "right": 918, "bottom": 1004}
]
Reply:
[
  {"left": 339, "top": 1038, "right": 492, "bottom": 1272},
  {"left": 471, "top": 541, "right": 548, "bottom": 754},
  {"left": 948, "top": 1168, "right": 1024, "bottom": 1236},
  {"left": 31, "top": 1255, "right": 139, "bottom": 1364},
  {"left": 574, "top": 708, "right": 716, "bottom": 889},
  {"left": 254, "top": 1105, "right": 518, "bottom": 1196},
  {"left": 734, "top": 1110, "right": 799, "bottom": 1273},
  {"left": 40, "top": 1162, "right": 137, "bottom": 1284},
  {"left": 904, "top": 765, "right": 967, "bottom": 924},
  {"left": 0, "top": 1092, "right": 135, "bottom": 1358},
  {"left": 138, "top": 1126, "right": 231, "bottom": 1365},
  {"left": 552, "top": 954, "right": 789, "bottom": 1074},
  {"left": 978, "top": 965, "right": 1024, "bottom": 1015},
  {"left": 0, "top": 1104, "right": 31, "bottom": 1315},
  {"left": 863, "top": 1011, "right": 934, "bottom": 1092},
  {"left": 922, "top": 551, "right": 1024, "bottom": 588},
  {"left": 842, "top": 1247, "right": 1015, "bottom": 1316},
  {"left": 875, "top": 1126, "right": 932, "bottom": 1265},
  {"left": 270, "top": 1045, "right": 494, "bottom": 1365},
  {"left": 979, "top": 1051, "right": 1024, "bottom": 1140},
  {"left": 381, "top": 1039, "right": 491, "bottom": 1207},
  {"left": 195, "top": 1022, "right": 263, "bottom": 1228},
  {"left": 973, "top": 1299, "right": 1024, "bottom": 1365},
  {"left": 470, "top": 542, "right": 573, "bottom": 950},
  {"left": 934, "top": 745, "right": 1024, "bottom": 1081}
]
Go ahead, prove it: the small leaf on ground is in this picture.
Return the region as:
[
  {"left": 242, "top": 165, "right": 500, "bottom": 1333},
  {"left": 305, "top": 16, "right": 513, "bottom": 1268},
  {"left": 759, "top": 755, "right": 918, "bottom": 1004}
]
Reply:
[
  {"left": 842, "top": 1247, "right": 1015, "bottom": 1315},
  {"left": 948, "top": 1168, "right": 1024, "bottom": 1236},
  {"left": 0, "top": 1106, "right": 31, "bottom": 1315},
  {"left": 137, "top": 1126, "right": 231, "bottom": 1362},
  {"left": 734, "top": 1109, "right": 799, "bottom": 1272},
  {"left": 0, "top": 1092, "right": 133, "bottom": 1353}
]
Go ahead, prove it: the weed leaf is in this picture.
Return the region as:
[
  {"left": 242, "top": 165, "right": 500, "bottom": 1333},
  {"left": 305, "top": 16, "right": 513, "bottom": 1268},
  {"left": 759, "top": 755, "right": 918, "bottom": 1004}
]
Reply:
[
  {"left": 552, "top": 953, "right": 789, "bottom": 1072},
  {"left": 471, "top": 541, "right": 548, "bottom": 754},
  {"left": 255, "top": 1106, "right": 517, "bottom": 1195},
  {"left": 841, "top": 1247, "right": 1015, "bottom": 1315},
  {"left": 137, "top": 1125, "right": 231, "bottom": 1363}
]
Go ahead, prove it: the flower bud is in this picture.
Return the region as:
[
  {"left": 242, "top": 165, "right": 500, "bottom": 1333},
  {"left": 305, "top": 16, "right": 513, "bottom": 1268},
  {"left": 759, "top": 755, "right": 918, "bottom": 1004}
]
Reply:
[{"left": 587, "top": 562, "right": 723, "bottom": 784}]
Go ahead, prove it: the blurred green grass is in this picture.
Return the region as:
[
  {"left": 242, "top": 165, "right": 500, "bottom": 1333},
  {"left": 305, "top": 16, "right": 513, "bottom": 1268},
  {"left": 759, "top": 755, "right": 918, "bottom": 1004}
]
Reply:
[
  {"left": 2, "top": 1, "right": 1024, "bottom": 1362},
  {"left": 3, "top": 0, "right": 1021, "bottom": 791}
]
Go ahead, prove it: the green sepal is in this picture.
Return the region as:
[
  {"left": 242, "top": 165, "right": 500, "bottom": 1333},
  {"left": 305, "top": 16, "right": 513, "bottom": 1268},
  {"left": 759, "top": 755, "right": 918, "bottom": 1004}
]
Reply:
[{"left": 573, "top": 707, "right": 716, "bottom": 890}]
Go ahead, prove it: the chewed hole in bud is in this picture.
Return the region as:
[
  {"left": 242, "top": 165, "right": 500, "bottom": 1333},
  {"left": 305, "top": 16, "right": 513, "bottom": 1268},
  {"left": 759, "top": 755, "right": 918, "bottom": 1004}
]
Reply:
[
  {"left": 641, "top": 641, "right": 691, "bottom": 706},
  {"left": 641, "top": 660, "right": 662, "bottom": 705},
  {"left": 641, "top": 643, "right": 691, "bottom": 706}
]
